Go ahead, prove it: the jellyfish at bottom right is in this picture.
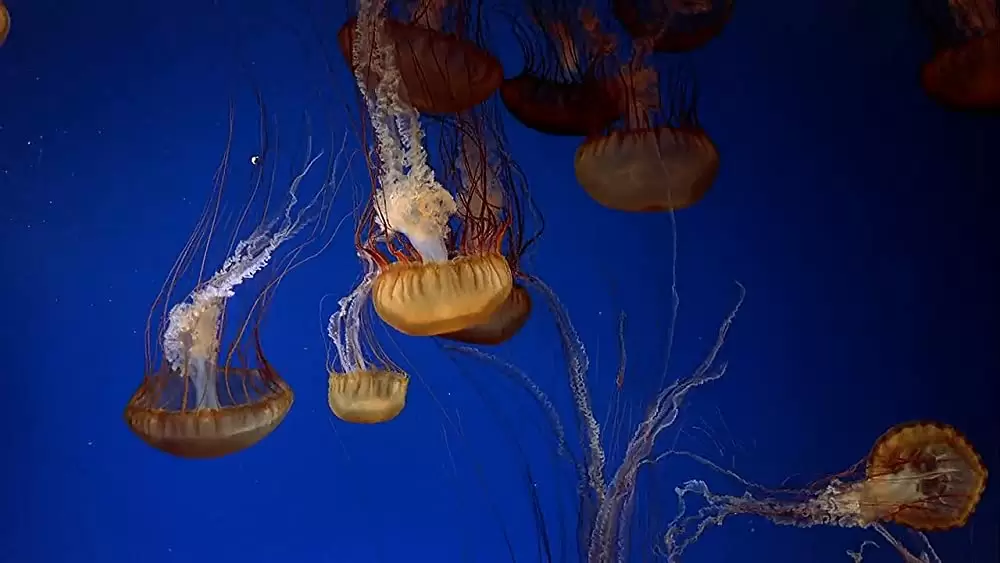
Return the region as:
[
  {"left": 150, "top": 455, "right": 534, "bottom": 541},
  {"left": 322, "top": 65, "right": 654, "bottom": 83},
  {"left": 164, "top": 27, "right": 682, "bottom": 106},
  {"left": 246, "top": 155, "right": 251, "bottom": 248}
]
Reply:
[{"left": 663, "top": 421, "right": 988, "bottom": 562}]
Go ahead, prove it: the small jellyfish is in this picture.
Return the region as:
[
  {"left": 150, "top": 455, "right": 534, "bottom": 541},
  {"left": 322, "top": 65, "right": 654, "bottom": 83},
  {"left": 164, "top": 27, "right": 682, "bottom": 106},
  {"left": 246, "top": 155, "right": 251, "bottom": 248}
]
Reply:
[
  {"left": 326, "top": 262, "right": 410, "bottom": 424},
  {"left": 664, "top": 421, "right": 988, "bottom": 562}
]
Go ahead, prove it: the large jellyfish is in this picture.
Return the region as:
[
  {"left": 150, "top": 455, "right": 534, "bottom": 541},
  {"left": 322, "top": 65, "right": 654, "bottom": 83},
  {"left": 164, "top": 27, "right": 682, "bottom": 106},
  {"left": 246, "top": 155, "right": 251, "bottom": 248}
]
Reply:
[
  {"left": 919, "top": 0, "right": 1000, "bottom": 110},
  {"left": 338, "top": 0, "right": 503, "bottom": 115},
  {"left": 125, "top": 105, "right": 341, "bottom": 458},
  {"left": 326, "top": 256, "right": 410, "bottom": 424},
  {"left": 575, "top": 41, "right": 720, "bottom": 212},
  {"left": 663, "top": 421, "right": 988, "bottom": 562},
  {"left": 613, "top": 0, "right": 733, "bottom": 53},
  {"left": 500, "top": 0, "right": 621, "bottom": 136},
  {"left": 433, "top": 99, "right": 542, "bottom": 345},
  {"left": 347, "top": 0, "right": 513, "bottom": 337}
]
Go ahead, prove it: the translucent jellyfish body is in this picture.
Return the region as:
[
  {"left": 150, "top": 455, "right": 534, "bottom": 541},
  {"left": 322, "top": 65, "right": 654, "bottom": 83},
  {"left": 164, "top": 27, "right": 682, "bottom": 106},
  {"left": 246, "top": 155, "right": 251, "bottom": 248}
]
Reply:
[
  {"left": 861, "top": 421, "right": 987, "bottom": 531},
  {"left": 126, "top": 360, "right": 293, "bottom": 458}
]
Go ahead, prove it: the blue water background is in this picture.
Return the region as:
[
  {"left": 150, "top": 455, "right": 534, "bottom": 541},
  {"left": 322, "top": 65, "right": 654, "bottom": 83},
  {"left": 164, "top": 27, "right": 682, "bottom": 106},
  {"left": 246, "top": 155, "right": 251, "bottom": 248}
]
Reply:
[{"left": 0, "top": 0, "right": 996, "bottom": 561}]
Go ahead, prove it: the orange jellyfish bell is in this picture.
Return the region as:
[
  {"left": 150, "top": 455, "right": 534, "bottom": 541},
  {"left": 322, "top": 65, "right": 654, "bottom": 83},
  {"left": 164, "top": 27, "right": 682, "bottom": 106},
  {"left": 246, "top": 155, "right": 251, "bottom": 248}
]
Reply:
[
  {"left": 328, "top": 369, "right": 409, "bottom": 424},
  {"left": 613, "top": 0, "right": 733, "bottom": 53},
  {"left": 575, "top": 60, "right": 719, "bottom": 212},
  {"left": 916, "top": 0, "right": 1000, "bottom": 110},
  {"left": 338, "top": 11, "right": 503, "bottom": 115},
  {"left": 500, "top": 5, "right": 621, "bottom": 136},
  {"left": 442, "top": 282, "right": 532, "bottom": 344},
  {"left": 861, "top": 421, "right": 988, "bottom": 531},
  {"left": 372, "top": 251, "right": 513, "bottom": 335}
]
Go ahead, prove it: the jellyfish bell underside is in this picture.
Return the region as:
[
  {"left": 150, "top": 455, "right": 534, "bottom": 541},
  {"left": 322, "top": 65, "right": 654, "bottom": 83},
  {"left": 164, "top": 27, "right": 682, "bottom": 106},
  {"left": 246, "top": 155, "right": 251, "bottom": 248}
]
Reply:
[
  {"left": 441, "top": 282, "right": 531, "bottom": 344},
  {"left": 124, "top": 365, "right": 294, "bottom": 459},
  {"left": 612, "top": 0, "right": 733, "bottom": 53},
  {"left": 338, "top": 17, "right": 503, "bottom": 115},
  {"left": 574, "top": 127, "right": 720, "bottom": 212},
  {"left": 372, "top": 251, "right": 514, "bottom": 336},
  {"left": 860, "top": 421, "right": 988, "bottom": 531},
  {"left": 921, "top": 31, "right": 1000, "bottom": 110},
  {"left": 500, "top": 73, "right": 621, "bottom": 136},
  {"left": 328, "top": 369, "right": 410, "bottom": 424}
]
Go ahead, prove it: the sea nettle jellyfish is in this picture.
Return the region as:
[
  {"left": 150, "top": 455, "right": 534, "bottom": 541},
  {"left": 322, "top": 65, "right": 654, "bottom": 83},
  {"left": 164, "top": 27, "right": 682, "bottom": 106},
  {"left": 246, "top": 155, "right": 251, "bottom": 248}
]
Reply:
[
  {"left": 0, "top": 1, "right": 9, "bottom": 46},
  {"left": 664, "top": 421, "right": 988, "bottom": 562},
  {"left": 350, "top": 0, "right": 513, "bottom": 337},
  {"left": 326, "top": 257, "right": 410, "bottom": 424},
  {"left": 125, "top": 104, "right": 341, "bottom": 458},
  {"left": 338, "top": 0, "right": 503, "bottom": 114},
  {"left": 613, "top": 0, "right": 733, "bottom": 53},
  {"left": 919, "top": 0, "right": 1000, "bottom": 110},
  {"left": 432, "top": 100, "right": 541, "bottom": 344},
  {"left": 575, "top": 44, "right": 720, "bottom": 212},
  {"left": 501, "top": 1, "right": 620, "bottom": 136}
]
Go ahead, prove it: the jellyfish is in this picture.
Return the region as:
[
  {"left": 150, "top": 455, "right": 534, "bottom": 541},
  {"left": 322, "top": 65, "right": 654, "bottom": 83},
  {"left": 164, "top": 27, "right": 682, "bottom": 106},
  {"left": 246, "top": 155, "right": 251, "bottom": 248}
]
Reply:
[
  {"left": 575, "top": 42, "right": 720, "bottom": 212},
  {"left": 338, "top": 0, "right": 503, "bottom": 115},
  {"left": 433, "top": 100, "right": 541, "bottom": 345},
  {"left": 500, "top": 0, "right": 621, "bottom": 136},
  {"left": 124, "top": 106, "right": 341, "bottom": 458},
  {"left": 0, "top": 1, "right": 9, "bottom": 46},
  {"left": 348, "top": 0, "right": 513, "bottom": 337},
  {"left": 919, "top": 0, "right": 1000, "bottom": 110},
  {"left": 613, "top": 0, "right": 733, "bottom": 53},
  {"left": 663, "top": 421, "right": 988, "bottom": 562},
  {"left": 326, "top": 257, "right": 410, "bottom": 424}
]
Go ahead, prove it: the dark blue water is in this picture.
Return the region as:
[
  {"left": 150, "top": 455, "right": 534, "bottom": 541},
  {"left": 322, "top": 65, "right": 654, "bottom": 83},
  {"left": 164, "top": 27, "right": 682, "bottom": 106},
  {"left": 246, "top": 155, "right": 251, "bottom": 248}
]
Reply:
[{"left": 0, "top": 0, "right": 996, "bottom": 561}]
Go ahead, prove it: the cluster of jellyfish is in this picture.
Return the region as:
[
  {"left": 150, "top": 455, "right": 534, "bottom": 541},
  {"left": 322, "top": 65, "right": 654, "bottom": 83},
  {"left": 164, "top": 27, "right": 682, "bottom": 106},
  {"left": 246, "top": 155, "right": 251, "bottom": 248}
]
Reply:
[{"left": 122, "top": 0, "right": 991, "bottom": 560}]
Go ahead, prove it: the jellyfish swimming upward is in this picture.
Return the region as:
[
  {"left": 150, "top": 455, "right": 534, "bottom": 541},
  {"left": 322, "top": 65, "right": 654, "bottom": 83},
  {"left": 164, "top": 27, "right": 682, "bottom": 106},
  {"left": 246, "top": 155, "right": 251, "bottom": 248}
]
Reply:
[
  {"left": 125, "top": 106, "right": 339, "bottom": 458},
  {"left": 664, "top": 421, "right": 989, "bottom": 562},
  {"left": 344, "top": 0, "right": 514, "bottom": 338},
  {"left": 919, "top": 0, "right": 1000, "bottom": 110}
]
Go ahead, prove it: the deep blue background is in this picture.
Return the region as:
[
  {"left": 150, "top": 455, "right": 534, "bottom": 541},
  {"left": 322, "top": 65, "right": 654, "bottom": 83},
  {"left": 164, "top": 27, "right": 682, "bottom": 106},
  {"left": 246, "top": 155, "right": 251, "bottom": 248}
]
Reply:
[{"left": 0, "top": 0, "right": 997, "bottom": 562}]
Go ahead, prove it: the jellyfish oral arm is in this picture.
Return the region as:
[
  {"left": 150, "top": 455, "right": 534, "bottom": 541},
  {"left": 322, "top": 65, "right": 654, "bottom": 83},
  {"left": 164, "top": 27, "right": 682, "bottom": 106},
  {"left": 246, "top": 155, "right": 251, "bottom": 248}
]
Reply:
[
  {"left": 328, "top": 269, "right": 375, "bottom": 373},
  {"left": 376, "top": 179, "right": 456, "bottom": 262}
]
